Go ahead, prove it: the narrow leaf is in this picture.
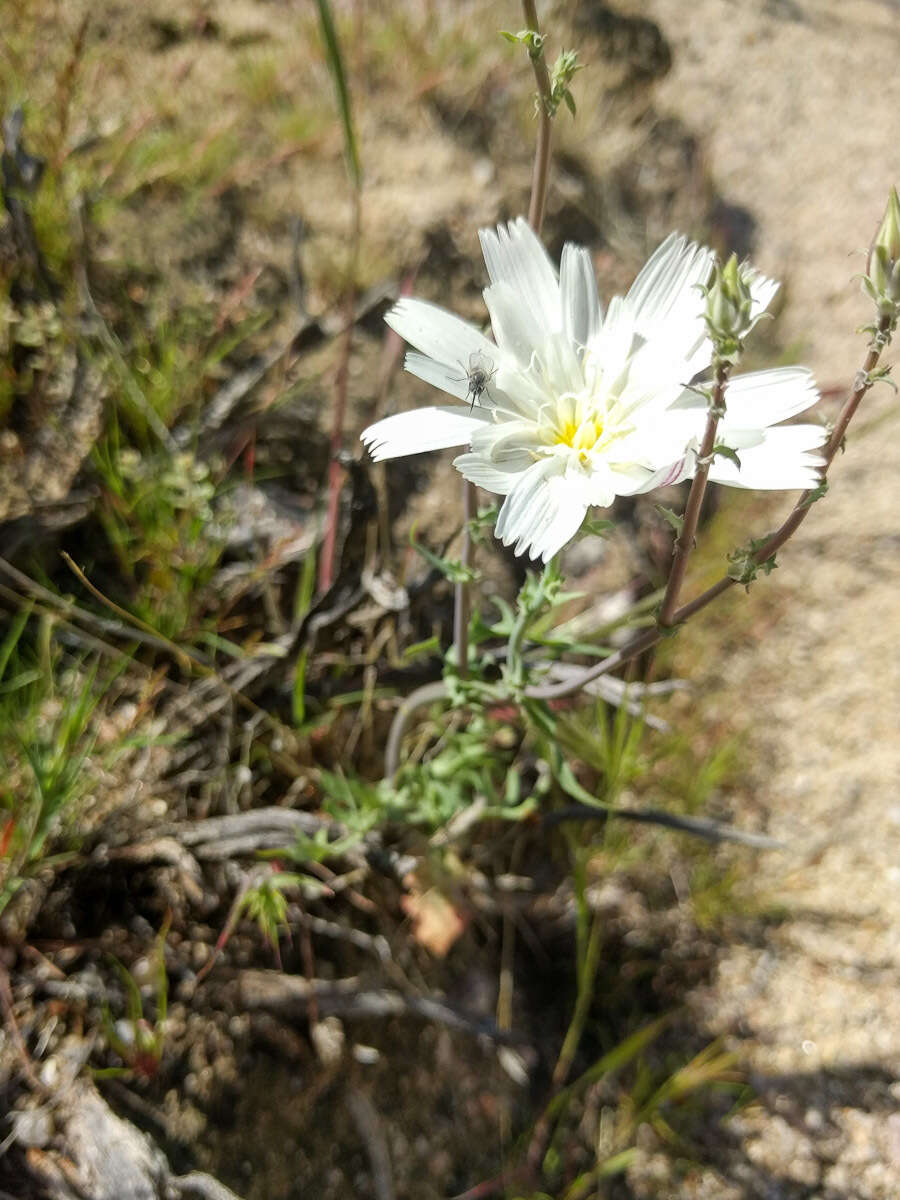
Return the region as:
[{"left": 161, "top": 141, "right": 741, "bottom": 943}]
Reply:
[
  {"left": 654, "top": 505, "right": 684, "bottom": 535},
  {"left": 315, "top": 0, "right": 361, "bottom": 189}
]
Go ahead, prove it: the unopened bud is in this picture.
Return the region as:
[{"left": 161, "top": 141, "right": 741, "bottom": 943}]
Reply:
[
  {"left": 863, "top": 188, "right": 900, "bottom": 317},
  {"left": 871, "top": 187, "right": 900, "bottom": 269},
  {"left": 704, "top": 254, "right": 755, "bottom": 350}
]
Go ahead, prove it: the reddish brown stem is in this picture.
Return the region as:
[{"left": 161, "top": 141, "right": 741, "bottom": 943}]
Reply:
[
  {"left": 318, "top": 304, "right": 354, "bottom": 594},
  {"left": 318, "top": 188, "right": 361, "bottom": 594},
  {"left": 658, "top": 362, "right": 730, "bottom": 627},
  {"left": 523, "top": 0, "right": 552, "bottom": 235}
]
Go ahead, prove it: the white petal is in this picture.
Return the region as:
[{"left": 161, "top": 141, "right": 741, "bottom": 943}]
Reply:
[
  {"left": 495, "top": 459, "right": 588, "bottom": 562},
  {"left": 612, "top": 406, "right": 701, "bottom": 471},
  {"left": 361, "top": 406, "right": 490, "bottom": 462},
  {"left": 484, "top": 280, "right": 545, "bottom": 367},
  {"left": 385, "top": 298, "right": 495, "bottom": 367},
  {"left": 747, "top": 267, "right": 779, "bottom": 319},
  {"left": 708, "top": 424, "right": 826, "bottom": 490},
  {"left": 541, "top": 331, "right": 586, "bottom": 397},
  {"left": 625, "top": 233, "right": 715, "bottom": 342},
  {"left": 721, "top": 367, "right": 819, "bottom": 430},
  {"left": 478, "top": 217, "right": 561, "bottom": 332},
  {"left": 585, "top": 295, "right": 637, "bottom": 388},
  {"left": 614, "top": 452, "right": 697, "bottom": 495},
  {"left": 491, "top": 362, "right": 546, "bottom": 420},
  {"left": 453, "top": 452, "right": 524, "bottom": 495},
  {"left": 560, "top": 243, "right": 602, "bottom": 348},
  {"left": 495, "top": 458, "right": 558, "bottom": 548},
  {"left": 470, "top": 419, "right": 541, "bottom": 465},
  {"left": 404, "top": 353, "right": 470, "bottom": 401}
]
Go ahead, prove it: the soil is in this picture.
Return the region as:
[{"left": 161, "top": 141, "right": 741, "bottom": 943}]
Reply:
[{"left": 639, "top": 1, "right": 900, "bottom": 1196}]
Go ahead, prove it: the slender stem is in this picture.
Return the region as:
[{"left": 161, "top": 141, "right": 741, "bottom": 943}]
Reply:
[
  {"left": 453, "top": 480, "right": 477, "bottom": 678},
  {"left": 523, "top": 851, "right": 603, "bottom": 1179},
  {"left": 384, "top": 680, "right": 448, "bottom": 779},
  {"left": 319, "top": 186, "right": 362, "bottom": 593},
  {"left": 526, "top": 625, "right": 660, "bottom": 700},
  {"left": 525, "top": 318, "right": 893, "bottom": 701},
  {"left": 674, "top": 319, "right": 890, "bottom": 623},
  {"left": 522, "top": 0, "right": 553, "bottom": 235},
  {"left": 569, "top": 837, "right": 589, "bottom": 980},
  {"left": 552, "top": 908, "right": 602, "bottom": 1089},
  {"left": 658, "top": 361, "right": 730, "bottom": 627}
]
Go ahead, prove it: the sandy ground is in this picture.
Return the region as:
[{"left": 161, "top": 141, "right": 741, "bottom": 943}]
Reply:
[{"left": 642, "top": 1, "right": 900, "bottom": 1195}]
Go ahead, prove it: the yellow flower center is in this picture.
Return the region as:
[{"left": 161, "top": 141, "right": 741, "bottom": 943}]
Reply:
[{"left": 557, "top": 413, "right": 604, "bottom": 453}]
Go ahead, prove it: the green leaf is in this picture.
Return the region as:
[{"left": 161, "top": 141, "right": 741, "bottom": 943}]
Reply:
[
  {"left": 402, "top": 635, "right": 441, "bottom": 660},
  {"left": 545, "top": 1015, "right": 671, "bottom": 1120},
  {"left": 315, "top": 0, "right": 361, "bottom": 190},
  {"left": 410, "top": 529, "right": 478, "bottom": 584},
  {"left": 0, "top": 604, "right": 31, "bottom": 683},
  {"left": 654, "top": 504, "right": 684, "bottom": 535},
  {"left": 292, "top": 647, "right": 309, "bottom": 727},
  {"left": 499, "top": 27, "right": 544, "bottom": 59},
  {"left": 711, "top": 443, "right": 742, "bottom": 469},
  {"left": 554, "top": 756, "right": 605, "bottom": 808},
  {"left": 726, "top": 535, "right": 778, "bottom": 589},
  {"left": 580, "top": 516, "right": 615, "bottom": 538},
  {"left": 798, "top": 479, "right": 829, "bottom": 509}
]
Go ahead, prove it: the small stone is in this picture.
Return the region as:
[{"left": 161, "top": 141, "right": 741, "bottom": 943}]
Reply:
[
  {"left": 351, "top": 1043, "right": 379, "bottom": 1065},
  {"left": 13, "top": 1106, "right": 54, "bottom": 1148},
  {"left": 805, "top": 1107, "right": 824, "bottom": 1132},
  {"left": 311, "top": 1016, "right": 344, "bottom": 1066}
]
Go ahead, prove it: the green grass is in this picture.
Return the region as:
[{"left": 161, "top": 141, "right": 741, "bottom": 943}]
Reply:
[{"left": 0, "top": 608, "right": 133, "bottom": 917}]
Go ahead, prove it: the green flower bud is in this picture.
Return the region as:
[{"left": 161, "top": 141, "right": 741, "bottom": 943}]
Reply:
[
  {"left": 704, "top": 253, "right": 755, "bottom": 351},
  {"left": 863, "top": 188, "right": 900, "bottom": 318},
  {"left": 872, "top": 187, "right": 900, "bottom": 268}
]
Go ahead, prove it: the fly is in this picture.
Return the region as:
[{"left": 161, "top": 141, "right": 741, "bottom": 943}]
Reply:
[{"left": 453, "top": 350, "right": 497, "bottom": 411}]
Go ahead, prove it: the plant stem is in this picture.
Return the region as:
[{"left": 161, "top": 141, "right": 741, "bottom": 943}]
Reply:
[
  {"left": 319, "top": 188, "right": 361, "bottom": 594},
  {"left": 384, "top": 680, "right": 449, "bottom": 779},
  {"left": 658, "top": 361, "right": 730, "bottom": 627},
  {"left": 525, "top": 315, "right": 893, "bottom": 701},
  {"left": 569, "top": 837, "right": 589, "bottom": 974},
  {"left": 453, "top": 480, "right": 477, "bottom": 678},
  {"left": 553, "top": 908, "right": 602, "bottom": 1088},
  {"left": 674, "top": 318, "right": 891, "bottom": 623},
  {"left": 522, "top": 849, "right": 603, "bottom": 1180},
  {"left": 522, "top": 0, "right": 553, "bottom": 235}
]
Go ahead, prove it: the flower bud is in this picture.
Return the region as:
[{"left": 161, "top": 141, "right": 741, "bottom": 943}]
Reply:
[
  {"left": 864, "top": 188, "right": 900, "bottom": 316},
  {"left": 871, "top": 187, "right": 900, "bottom": 270},
  {"left": 704, "top": 253, "right": 755, "bottom": 349}
]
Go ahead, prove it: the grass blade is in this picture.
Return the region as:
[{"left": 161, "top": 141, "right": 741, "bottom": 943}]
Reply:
[{"left": 315, "top": 0, "right": 361, "bottom": 189}]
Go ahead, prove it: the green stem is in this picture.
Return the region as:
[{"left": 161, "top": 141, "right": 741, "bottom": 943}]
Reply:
[
  {"left": 552, "top": 906, "right": 602, "bottom": 1090},
  {"left": 522, "top": 0, "right": 553, "bottom": 235},
  {"left": 569, "top": 836, "right": 589, "bottom": 979},
  {"left": 453, "top": 479, "right": 477, "bottom": 678}
]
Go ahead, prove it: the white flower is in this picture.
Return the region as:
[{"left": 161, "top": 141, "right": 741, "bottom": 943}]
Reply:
[{"left": 362, "top": 219, "right": 825, "bottom": 561}]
